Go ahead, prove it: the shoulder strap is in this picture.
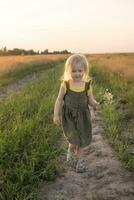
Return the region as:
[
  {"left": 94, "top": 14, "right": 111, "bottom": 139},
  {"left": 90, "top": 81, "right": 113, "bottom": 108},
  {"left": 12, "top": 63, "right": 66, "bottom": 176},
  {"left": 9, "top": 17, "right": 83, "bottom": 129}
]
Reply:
[
  {"left": 64, "top": 80, "right": 69, "bottom": 91},
  {"left": 85, "top": 80, "right": 91, "bottom": 92}
]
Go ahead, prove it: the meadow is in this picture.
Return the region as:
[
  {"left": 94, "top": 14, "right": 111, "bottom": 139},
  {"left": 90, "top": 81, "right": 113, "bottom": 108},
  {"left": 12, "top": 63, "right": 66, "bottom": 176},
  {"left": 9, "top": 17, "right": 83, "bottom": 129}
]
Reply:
[
  {"left": 0, "top": 61, "right": 65, "bottom": 199},
  {"left": 0, "top": 54, "right": 68, "bottom": 89},
  {"left": 87, "top": 53, "right": 134, "bottom": 80},
  {"left": 88, "top": 53, "right": 134, "bottom": 170},
  {"left": 0, "top": 53, "right": 134, "bottom": 199}
]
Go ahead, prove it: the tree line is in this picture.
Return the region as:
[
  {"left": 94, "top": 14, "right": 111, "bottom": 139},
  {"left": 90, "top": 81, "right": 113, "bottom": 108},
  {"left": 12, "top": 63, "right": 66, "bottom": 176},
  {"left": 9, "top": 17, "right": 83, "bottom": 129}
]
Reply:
[{"left": 0, "top": 47, "right": 71, "bottom": 56}]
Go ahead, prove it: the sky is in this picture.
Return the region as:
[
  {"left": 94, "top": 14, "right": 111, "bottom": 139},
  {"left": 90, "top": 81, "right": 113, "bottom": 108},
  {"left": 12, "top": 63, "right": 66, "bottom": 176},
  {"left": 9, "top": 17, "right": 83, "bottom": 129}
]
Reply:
[{"left": 0, "top": 0, "right": 134, "bottom": 53}]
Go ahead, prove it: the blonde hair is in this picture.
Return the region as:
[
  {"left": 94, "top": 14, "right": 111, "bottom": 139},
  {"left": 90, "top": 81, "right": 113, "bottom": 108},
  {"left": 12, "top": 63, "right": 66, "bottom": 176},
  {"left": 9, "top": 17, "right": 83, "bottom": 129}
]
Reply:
[{"left": 60, "top": 54, "right": 90, "bottom": 82}]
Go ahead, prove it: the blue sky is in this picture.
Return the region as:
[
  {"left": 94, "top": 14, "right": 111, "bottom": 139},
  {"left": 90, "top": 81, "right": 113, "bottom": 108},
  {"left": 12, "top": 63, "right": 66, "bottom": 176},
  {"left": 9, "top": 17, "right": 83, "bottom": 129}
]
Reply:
[{"left": 0, "top": 0, "right": 134, "bottom": 53}]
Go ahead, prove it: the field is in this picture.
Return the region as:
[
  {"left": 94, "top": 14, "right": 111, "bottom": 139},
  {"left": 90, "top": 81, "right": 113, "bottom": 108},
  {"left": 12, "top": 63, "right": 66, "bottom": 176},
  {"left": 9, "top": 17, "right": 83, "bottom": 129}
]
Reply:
[
  {"left": 87, "top": 53, "right": 134, "bottom": 80},
  {"left": 0, "top": 53, "right": 134, "bottom": 199},
  {"left": 0, "top": 54, "right": 68, "bottom": 90},
  {"left": 0, "top": 54, "right": 67, "bottom": 76},
  {"left": 88, "top": 53, "right": 134, "bottom": 171}
]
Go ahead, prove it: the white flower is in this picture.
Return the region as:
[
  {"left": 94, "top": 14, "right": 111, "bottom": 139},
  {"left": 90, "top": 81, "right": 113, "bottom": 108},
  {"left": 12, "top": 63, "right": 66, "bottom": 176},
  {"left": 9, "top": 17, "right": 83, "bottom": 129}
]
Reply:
[{"left": 104, "top": 90, "right": 113, "bottom": 103}]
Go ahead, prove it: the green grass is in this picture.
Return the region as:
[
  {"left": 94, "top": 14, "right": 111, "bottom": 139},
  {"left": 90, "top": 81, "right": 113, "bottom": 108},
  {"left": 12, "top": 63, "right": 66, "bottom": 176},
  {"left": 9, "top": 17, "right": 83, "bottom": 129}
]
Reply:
[
  {"left": 0, "top": 62, "right": 65, "bottom": 199},
  {"left": 90, "top": 62, "right": 134, "bottom": 170},
  {"left": 0, "top": 60, "right": 62, "bottom": 89}
]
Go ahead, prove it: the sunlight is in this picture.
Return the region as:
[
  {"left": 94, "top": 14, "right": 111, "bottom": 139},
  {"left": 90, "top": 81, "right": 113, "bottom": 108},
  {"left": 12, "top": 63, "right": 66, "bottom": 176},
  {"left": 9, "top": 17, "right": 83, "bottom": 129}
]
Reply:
[{"left": 0, "top": 0, "right": 134, "bottom": 53}]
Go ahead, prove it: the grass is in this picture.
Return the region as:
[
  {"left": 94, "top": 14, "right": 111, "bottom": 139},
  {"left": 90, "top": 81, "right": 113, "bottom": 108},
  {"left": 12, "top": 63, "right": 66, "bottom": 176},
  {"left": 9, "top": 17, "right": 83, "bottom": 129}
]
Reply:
[
  {"left": 0, "top": 62, "right": 65, "bottom": 200},
  {"left": 0, "top": 55, "right": 68, "bottom": 89},
  {"left": 87, "top": 53, "right": 134, "bottom": 80},
  {"left": 0, "top": 54, "right": 67, "bottom": 76},
  {"left": 90, "top": 62, "right": 134, "bottom": 170}
]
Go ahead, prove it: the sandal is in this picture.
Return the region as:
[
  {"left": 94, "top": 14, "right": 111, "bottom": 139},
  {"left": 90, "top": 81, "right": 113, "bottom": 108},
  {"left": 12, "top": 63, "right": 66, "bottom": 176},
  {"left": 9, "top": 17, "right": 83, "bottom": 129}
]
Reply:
[
  {"left": 76, "top": 158, "right": 86, "bottom": 173},
  {"left": 66, "top": 148, "right": 78, "bottom": 168}
]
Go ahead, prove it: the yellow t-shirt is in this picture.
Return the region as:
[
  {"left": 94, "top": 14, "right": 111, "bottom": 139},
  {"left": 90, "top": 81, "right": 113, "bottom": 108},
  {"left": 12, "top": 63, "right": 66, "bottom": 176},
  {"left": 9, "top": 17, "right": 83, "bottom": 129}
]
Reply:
[{"left": 61, "top": 80, "right": 92, "bottom": 96}]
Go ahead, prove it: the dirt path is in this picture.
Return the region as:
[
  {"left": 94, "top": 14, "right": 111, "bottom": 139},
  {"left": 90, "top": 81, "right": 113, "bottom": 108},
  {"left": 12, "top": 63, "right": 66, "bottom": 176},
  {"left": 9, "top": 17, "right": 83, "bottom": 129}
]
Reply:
[
  {"left": 38, "top": 109, "right": 134, "bottom": 200},
  {"left": 0, "top": 73, "right": 38, "bottom": 101},
  {"left": 0, "top": 65, "right": 53, "bottom": 101}
]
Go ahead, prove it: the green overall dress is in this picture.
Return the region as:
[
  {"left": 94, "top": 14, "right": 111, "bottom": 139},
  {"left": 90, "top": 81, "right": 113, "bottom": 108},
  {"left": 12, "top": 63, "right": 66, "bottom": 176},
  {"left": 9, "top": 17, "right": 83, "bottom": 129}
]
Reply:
[{"left": 61, "top": 80, "right": 92, "bottom": 148}]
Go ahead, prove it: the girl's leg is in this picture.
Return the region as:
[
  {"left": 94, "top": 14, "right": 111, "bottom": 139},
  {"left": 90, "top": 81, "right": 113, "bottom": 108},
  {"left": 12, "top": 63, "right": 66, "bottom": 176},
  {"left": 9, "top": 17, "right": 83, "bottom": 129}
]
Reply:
[
  {"left": 69, "top": 143, "right": 77, "bottom": 154},
  {"left": 75, "top": 145, "right": 86, "bottom": 173},
  {"left": 75, "top": 145, "right": 83, "bottom": 159},
  {"left": 67, "top": 143, "right": 77, "bottom": 161}
]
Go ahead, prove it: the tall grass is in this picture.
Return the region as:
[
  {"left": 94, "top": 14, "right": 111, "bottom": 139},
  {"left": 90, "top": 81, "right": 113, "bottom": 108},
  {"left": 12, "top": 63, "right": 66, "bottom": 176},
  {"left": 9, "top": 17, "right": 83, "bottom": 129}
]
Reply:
[
  {"left": 0, "top": 55, "right": 68, "bottom": 89},
  {"left": 87, "top": 53, "right": 134, "bottom": 80},
  {"left": 90, "top": 62, "right": 134, "bottom": 170},
  {"left": 0, "top": 54, "right": 68, "bottom": 76},
  {"left": 0, "top": 62, "right": 64, "bottom": 199}
]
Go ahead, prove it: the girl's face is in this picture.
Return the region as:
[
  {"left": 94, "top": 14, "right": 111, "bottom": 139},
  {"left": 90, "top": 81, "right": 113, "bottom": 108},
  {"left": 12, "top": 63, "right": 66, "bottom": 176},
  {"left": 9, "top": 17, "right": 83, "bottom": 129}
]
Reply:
[{"left": 70, "top": 64, "right": 85, "bottom": 82}]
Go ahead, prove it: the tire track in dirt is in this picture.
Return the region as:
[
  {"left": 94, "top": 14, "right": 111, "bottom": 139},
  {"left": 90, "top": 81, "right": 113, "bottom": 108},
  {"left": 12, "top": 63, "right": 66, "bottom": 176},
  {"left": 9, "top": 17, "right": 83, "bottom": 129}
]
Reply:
[
  {"left": 0, "top": 73, "right": 37, "bottom": 101},
  {"left": 38, "top": 109, "right": 134, "bottom": 200},
  {"left": 0, "top": 65, "right": 53, "bottom": 101}
]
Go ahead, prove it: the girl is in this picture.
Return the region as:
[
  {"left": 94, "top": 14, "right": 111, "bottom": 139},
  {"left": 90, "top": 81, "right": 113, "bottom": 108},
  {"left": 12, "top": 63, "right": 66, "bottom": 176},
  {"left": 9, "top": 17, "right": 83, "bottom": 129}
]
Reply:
[{"left": 53, "top": 54, "right": 99, "bottom": 173}]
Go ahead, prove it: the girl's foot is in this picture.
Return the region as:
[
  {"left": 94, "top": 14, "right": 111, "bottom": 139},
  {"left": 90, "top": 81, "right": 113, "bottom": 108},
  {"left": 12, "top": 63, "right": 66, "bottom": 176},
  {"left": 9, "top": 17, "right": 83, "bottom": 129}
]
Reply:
[
  {"left": 66, "top": 148, "right": 78, "bottom": 168},
  {"left": 67, "top": 148, "right": 72, "bottom": 162},
  {"left": 76, "top": 158, "right": 86, "bottom": 173}
]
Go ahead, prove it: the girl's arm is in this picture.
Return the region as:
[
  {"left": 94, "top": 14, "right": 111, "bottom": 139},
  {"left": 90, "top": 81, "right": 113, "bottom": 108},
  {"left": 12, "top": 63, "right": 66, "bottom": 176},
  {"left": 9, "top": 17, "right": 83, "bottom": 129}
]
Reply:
[
  {"left": 88, "top": 90, "right": 100, "bottom": 109},
  {"left": 53, "top": 85, "right": 65, "bottom": 125}
]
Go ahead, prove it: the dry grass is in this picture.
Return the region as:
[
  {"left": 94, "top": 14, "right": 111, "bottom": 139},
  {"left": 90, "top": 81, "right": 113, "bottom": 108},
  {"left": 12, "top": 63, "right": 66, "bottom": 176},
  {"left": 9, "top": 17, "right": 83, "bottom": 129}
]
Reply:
[
  {"left": 87, "top": 53, "right": 134, "bottom": 80},
  {"left": 0, "top": 54, "right": 68, "bottom": 77},
  {"left": 1, "top": 53, "right": 134, "bottom": 80}
]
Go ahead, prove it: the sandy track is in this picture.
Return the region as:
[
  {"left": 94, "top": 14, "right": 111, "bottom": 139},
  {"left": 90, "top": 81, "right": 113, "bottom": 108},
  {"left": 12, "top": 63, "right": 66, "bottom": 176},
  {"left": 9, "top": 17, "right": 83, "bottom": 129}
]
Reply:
[
  {"left": 0, "top": 65, "right": 53, "bottom": 101},
  {"left": 38, "top": 109, "right": 134, "bottom": 200}
]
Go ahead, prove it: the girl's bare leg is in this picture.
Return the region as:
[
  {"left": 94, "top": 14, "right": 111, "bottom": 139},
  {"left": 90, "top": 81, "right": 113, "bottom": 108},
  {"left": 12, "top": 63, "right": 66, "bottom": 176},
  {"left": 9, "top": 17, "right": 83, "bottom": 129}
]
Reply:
[
  {"left": 75, "top": 145, "right": 84, "bottom": 159},
  {"left": 68, "top": 143, "right": 77, "bottom": 154},
  {"left": 67, "top": 143, "right": 77, "bottom": 162},
  {"left": 75, "top": 145, "right": 86, "bottom": 173}
]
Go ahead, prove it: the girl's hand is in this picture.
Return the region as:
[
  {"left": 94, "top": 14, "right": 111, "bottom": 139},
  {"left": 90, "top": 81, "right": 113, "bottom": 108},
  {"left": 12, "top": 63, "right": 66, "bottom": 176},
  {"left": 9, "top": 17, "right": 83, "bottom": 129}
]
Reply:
[
  {"left": 53, "top": 115, "right": 61, "bottom": 126},
  {"left": 93, "top": 102, "right": 101, "bottom": 111}
]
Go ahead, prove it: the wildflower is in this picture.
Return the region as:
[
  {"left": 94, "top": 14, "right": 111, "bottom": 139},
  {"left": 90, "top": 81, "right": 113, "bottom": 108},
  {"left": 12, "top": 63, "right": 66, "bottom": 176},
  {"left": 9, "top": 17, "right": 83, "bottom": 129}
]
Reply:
[{"left": 104, "top": 89, "right": 113, "bottom": 103}]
